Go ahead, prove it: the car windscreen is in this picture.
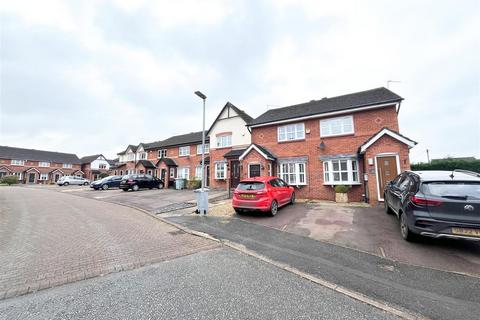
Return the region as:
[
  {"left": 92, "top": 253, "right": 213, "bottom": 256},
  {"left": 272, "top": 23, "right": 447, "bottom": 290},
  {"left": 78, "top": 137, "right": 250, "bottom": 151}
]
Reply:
[
  {"left": 422, "top": 181, "right": 480, "bottom": 200},
  {"left": 122, "top": 175, "right": 132, "bottom": 180},
  {"left": 237, "top": 182, "right": 265, "bottom": 191}
]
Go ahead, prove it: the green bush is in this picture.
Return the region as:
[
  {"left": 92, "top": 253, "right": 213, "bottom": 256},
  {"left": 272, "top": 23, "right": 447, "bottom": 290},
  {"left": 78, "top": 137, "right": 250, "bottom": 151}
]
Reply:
[
  {"left": 99, "top": 173, "right": 109, "bottom": 179},
  {"left": 186, "top": 179, "right": 201, "bottom": 190},
  {"left": 334, "top": 185, "right": 350, "bottom": 193},
  {"left": 1, "top": 175, "right": 19, "bottom": 185},
  {"left": 411, "top": 159, "right": 480, "bottom": 173}
]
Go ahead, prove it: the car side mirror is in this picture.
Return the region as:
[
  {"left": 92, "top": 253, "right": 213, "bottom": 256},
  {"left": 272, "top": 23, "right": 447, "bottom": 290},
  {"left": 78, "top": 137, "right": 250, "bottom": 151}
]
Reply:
[{"left": 387, "top": 181, "right": 395, "bottom": 187}]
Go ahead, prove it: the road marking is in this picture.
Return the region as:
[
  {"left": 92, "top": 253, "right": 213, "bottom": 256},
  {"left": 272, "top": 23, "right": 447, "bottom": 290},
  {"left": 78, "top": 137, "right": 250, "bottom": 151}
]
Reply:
[
  {"left": 281, "top": 225, "right": 288, "bottom": 231},
  {"left": 379, "top": 247, "right": 386, "bottom": 258}
]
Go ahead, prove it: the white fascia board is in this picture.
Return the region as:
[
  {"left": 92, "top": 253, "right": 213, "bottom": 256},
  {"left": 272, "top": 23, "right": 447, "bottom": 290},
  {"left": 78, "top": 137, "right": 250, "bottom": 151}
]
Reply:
[
  {"left": 239, "top": 144, "right": 274, "bottom": 161},
  {"left": 360, "top": 128, "right": 417, "bottom": 153},
  {"left": 248, "top": 102, "right": 399, "bottom": 128}
]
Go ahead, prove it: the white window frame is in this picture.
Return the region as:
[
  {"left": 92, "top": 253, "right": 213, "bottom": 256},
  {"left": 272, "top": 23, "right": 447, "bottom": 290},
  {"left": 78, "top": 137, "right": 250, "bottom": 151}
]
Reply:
[
  {"left": 197, "top": 143, "right": 210, "bottom": 155},
  {"left": 127, "top": 153, "right": 135, "bottom": 161},
  {"left": 139, "top": 152, "right": 147, "bottom": 160},
  {"left": 14, "top": 172, "right": 23, "bottom": 180},
  {"left": 99, "top": 164, "right": 107, "bottom": 169},
  {"left": 278, "top": 162, "right": 307, "bottom": 185},
  {"left": 216, "top": 135, "right": 232, "bottom": 148},
  {"left": 179, "top": 146, "right": 190, "bottom": 157},
  {"left": 158, "top": 149, "right": 167, "bottom": 158},
  {"left": 11, "top": 159, "right": 25, "bottom": 166},
  {"left": 63, "top": 163, "right": 73, "bottom": 168},
  {"left": 39, "top": 162, "right": 50, "bottom": 167},
  {"left": 323, "top": 159, "right": 360, "bottom": 185},
  {"left": 195, "top": 165, "right": 203, "bottom": 179},
  {"left": 215, "top": 162, "right": 227, "bottom": 180},
  {"left": 39, "top": 173, "right": 49, "bottom": 180},
  {"left": 177, "top": 167, "right": 190, "bottom": 179},
  {"left": 169, "top": 167, "right": 175, "bottom": 178},
  {"left": 320, "top": 115, "right": 354, "bottom": 137},
  {"left": 278, "top": 123, "right": 305, "bottom": 142}
]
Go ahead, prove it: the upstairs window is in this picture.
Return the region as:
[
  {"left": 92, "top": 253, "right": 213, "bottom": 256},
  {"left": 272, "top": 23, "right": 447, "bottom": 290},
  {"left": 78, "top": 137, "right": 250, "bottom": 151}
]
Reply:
[
  {"left": 139, "top": 152, "right": 147, "bottom": 160},
  {"left": 179, "top": 146, "right": 190, "bottom": 156},
  {"left": 278, "top": 123, "right": 305, "bottom": 142},
  {"left": 323, "top": 159, "right": 359, "bottom": 185},
  {"left": 99, "top": 164, "right": 107, "bottom": 169},
  {"left": 158, "top": 149, "right": 167, "bottom": 158},
  {"left": 11, "top": 159, "right": 25, "bottom": 166},
  {"left": 320, "top": 116, "right": 354, "bottom": 137},
  {"left": 216, "top": 135, "right": 232, "bottom": 148},
  {"left": 63, "top": 163, "right": 73, "bottom": 168},
  {"left": 197, "top": 143, "right": 210, "bottom": 154},
  {"left": 39, "top": 162, "right": 50, "bottom": 167},
  {"left": 127, "top": 153, "right": 134, "bottom": 161}
]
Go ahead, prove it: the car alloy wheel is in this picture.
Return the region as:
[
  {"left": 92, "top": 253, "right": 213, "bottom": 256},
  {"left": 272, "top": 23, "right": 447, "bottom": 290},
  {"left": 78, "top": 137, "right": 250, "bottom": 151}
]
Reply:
[
  {"left": 102, "top": 184, "right": 109, "bottom": 190},
  {"left": 132, "top": 184, "right": 139, "bottom": 191},
  {"left": 83, "top": 182, "right": 88, "bottom": 186},
  {"left": 270, "top": 200, "right": 278, "bottom": 216},
  {"left": 64, "top": 182, "right": 69, "bottom": 186},
  {"left": 400, "top": 213, "right": 415, "bottom": 241}
]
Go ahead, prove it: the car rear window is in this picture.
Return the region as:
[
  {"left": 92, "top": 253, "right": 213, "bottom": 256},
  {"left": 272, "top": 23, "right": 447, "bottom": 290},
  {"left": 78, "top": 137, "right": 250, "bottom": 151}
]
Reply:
[
  {"left": 237, "top": 182, "right": 265, "bottom": 191},
  {"left": 422, "top": 181, "right": 480, "bottom": 200}
]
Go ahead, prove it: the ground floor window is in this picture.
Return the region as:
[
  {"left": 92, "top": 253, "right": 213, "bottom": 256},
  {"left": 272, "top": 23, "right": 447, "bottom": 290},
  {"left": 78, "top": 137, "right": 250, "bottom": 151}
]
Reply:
[
  {"left": 170, "top": 168, "right": 175, "bottom": 178},
  {"left": 195, "top": 166, "right": 203, "bottom": 180},
  {"left": 248, "top": 164, "right": 261, "bottom": 178},
  {"left": 278, "top": 162, "right": 306, "bottom": 185},
  {"left": 323, "top": 159, "right": 359, "bottom": 185},
  {"left": 177, "top": 167, "right": 190, "bottom": 179},
  {"left": 39, "top": 173, "right": 48, "bottom": 180},
  {"left": 215, "top": 162, "right": 226, "bottom": 179},
  {"left": 13, "top": 172, "right": 23, "bottom": 180}
]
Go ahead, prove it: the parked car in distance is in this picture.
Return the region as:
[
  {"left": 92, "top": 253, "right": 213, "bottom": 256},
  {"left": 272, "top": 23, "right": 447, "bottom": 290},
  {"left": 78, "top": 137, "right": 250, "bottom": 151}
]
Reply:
[
  {"left": 119, "top": 174, "right": 164, "bottom": 191},
  {"left": 384, "top": 170, "right": 480, "bottom": 242},
  {"left": 57, "top": 176, "right": 90, "bottom": 186},
  {"left": 90, "top": 176, "right": 122, "bottom": 190},
  {"left": 232, "top": 176, "right": 295, "bottom": 216}
]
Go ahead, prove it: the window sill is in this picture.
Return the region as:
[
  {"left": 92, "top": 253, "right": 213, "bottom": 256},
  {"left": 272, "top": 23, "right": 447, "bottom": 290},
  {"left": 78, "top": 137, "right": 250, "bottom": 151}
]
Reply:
[
  {"left": 278, "top": 139, "right": 305, "bottom": 144},
  {"left": 324, "top": 182, "right": 361, "bottom": 186},
  {"left": 320, "top": 132, "right": 354, "bottom": 138},
  {"left": 215, "top": 146, "right": 232, "bottom": 150}
]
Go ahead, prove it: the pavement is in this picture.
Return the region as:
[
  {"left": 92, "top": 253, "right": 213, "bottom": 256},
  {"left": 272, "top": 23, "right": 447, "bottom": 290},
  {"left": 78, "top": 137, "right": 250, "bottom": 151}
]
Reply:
[
  {"left": 0, "top": 187, "right": 219, "bottom": 299},
  {"left": 0, "top": 248, "right": 397, "bottom": 320},
  {"left": 238, "top": 201, "right": 480, "bottom": 276},
  {"left": 166, "top": 214, "right": 480, "bottom": 320}
]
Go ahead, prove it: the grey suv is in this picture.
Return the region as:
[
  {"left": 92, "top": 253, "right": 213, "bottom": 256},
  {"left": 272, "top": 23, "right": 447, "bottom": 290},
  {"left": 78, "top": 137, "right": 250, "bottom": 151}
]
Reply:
[{"left": 384, "top": 170, "right": 480, "bottom": 241}]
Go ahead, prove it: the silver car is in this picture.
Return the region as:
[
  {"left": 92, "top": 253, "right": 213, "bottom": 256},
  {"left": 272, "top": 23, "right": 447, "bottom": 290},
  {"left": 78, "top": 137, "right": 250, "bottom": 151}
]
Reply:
[{"left": 57, "top": 176, "right": 90, "bottom": 186}]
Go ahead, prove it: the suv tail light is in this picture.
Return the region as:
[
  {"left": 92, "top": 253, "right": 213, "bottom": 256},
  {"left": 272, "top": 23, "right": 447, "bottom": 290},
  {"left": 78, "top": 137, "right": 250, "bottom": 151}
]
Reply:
[{"left": 411, "top": 195, "right": 442, "bottom": 207}]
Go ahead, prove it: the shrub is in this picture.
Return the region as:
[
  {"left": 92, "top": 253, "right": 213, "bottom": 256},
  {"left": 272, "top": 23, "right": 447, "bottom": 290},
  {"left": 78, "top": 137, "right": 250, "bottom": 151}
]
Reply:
[
  {"left": 411, "top": 159, "right": 480, "bottom": 173},
  {"left": 99, "top": 173, "right": 109, "bottom": 179},
  {"left": 186, "top": 179, "right": 201, "bottom": 190},
  {"left": 334, "top": 185, "right": 350, "bottom": 193},
  {"left": 1, "top": 175, "right": 19, "bottom": 185}
]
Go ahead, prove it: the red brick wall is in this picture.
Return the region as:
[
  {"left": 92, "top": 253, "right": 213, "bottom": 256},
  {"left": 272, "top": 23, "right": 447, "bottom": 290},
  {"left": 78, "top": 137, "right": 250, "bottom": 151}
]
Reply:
[
  {"left": 249, "top": 105, "right": 408, "bottom": 202},
  {"left": 209, "top": 147, "right": 230, "bottom": 189}
]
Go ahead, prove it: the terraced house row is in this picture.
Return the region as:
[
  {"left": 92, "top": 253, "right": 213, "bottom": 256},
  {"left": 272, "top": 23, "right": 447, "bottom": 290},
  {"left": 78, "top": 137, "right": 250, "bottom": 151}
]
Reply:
[
  {"left": 114, "top": 87, "right": 417, "bottom": 203},
  {"left": 0, "top": 146, "right": 115, "bottom": 183}
]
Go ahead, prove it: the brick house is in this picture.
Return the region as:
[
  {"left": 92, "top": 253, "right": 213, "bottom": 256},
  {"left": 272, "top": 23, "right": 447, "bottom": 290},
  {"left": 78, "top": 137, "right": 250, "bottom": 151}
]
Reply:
[
  {"left": 207, "top": 102, "right": 253, "bottom": 190},
  {"left": 80, "top": 154, "right": 111, "bottom": 181},
  {"left": 0, "top": 146, "right": 83, "bottom": 184},
  {"left": 239, "top": 87, "right": 416, "bottom": 203},
  {"left": 143, "top": 131, "right": 209, "bottom": 188}
]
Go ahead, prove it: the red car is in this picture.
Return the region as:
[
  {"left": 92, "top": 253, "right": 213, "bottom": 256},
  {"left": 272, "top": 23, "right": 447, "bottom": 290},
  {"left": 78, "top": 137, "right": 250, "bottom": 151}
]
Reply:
[{"left": 232, "top": 176, "right": 295, "bottom": 216}]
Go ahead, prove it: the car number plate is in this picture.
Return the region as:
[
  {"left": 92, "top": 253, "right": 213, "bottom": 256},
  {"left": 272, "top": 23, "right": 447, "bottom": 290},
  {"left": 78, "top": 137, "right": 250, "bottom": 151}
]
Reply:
[
  {"left": 452, "top": 227, "right": 480, "bottom": 237},
  {"left": 240, "top": 194, "right": 255, "bottom": 199}
]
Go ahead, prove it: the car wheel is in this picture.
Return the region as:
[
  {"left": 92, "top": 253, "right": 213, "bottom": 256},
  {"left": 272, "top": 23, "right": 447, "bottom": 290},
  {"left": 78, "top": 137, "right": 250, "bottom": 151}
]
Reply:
[
  {"left": 83, "top": 182, "right": 88, "bottom": 186},
  {"left": 102, "top": 184, "right": 109, "bottom": 190},
  {"left": 158, "top": 183, "right": 164, "bottom": 189},
  {"left": 290, "top": 192, "right": 296, "bottom": 205},
  {"left": 400, "top": 212, "right": 416, "bottom": 242},
  {"left": 122, "top": 188, "right": 129, "bottom": 192},
  {"left": 269, "top": 200, "right": 278, "bottom": 216},
  {"left": 384, "top": 197, "right": 393, "bottom": 214},
  {"left": 132, "top": 184, "right": 139, "bottom": 191},
  {"left": 64, "top": 182, "right": 69, "bottom": 186},
  {"left": 234, "top": 208, "right": 244, "bottom": 215}
]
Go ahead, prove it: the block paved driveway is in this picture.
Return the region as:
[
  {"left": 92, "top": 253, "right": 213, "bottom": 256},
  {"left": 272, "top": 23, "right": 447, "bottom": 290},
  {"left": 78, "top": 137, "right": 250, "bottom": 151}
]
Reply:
[{"left": 0, "top": 187, "right": 219, "bottom": 299}]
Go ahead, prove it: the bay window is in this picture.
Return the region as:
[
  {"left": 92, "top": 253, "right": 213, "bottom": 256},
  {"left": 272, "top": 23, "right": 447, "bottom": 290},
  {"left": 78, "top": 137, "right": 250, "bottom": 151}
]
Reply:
[
  {"left": 320, "top": 115, "right": 354, "bottom": 137},
  {"left": 278, "top": 161, "right": 306, "bottom": 185},
  {"left": 215, "top": 162, "right": 226, "bottom": 179},
  {"left": 278, "top": 123, "right": 305, "bottom": 142},
  {"left": 323, "top": 159, "right": 359, "bottom": 185}
]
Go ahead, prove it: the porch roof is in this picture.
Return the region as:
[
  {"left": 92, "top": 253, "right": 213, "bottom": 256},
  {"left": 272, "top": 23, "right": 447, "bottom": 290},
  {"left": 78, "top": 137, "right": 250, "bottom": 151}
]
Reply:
[
  {"left": 359, "top": 127, "right": 417, "bottom": 154},
  {"left": 238, "top": 144, "right": 277, "bottom": 161}
]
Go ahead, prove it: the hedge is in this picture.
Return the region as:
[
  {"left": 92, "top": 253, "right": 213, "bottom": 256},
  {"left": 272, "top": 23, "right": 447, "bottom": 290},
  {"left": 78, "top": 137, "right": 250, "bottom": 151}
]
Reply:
[
  {"left": 411, "top": 159, "right": 480, "bottom": 173},
  {"left": 1, "top": 175, "right": 19, "bottom": 185}
]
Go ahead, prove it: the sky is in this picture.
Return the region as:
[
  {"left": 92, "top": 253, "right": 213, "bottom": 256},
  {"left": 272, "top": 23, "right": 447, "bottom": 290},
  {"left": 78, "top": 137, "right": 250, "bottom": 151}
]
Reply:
[{"left": 0, "top": 0, "right": 479, "bottom": 162}]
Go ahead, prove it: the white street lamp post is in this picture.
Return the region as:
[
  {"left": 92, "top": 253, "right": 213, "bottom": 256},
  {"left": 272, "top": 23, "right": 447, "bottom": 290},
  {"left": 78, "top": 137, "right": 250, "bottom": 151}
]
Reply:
[{"left": 194, "top": 91, "right": 208, "bottom": 215}]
